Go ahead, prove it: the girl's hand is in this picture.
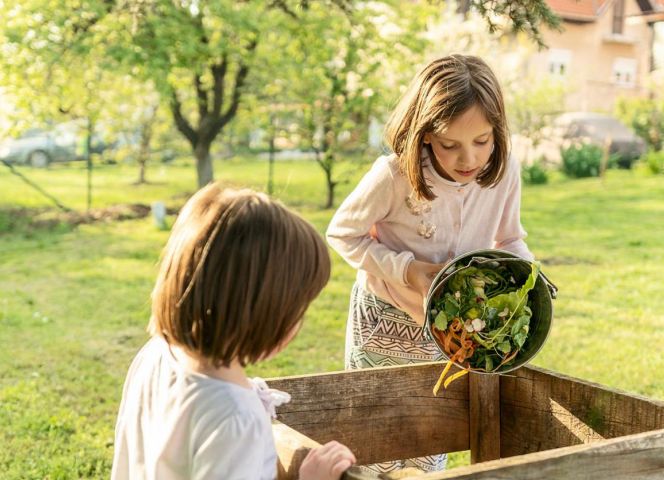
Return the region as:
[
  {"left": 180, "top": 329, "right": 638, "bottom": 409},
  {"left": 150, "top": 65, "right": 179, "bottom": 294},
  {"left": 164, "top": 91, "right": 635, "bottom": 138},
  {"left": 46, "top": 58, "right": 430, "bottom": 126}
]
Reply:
[
  {"left": 406, "top": 259, "right": 445, "bottom": 295},
  {"left": 299, "top": 441, "right": 356, "bottom": 480}
]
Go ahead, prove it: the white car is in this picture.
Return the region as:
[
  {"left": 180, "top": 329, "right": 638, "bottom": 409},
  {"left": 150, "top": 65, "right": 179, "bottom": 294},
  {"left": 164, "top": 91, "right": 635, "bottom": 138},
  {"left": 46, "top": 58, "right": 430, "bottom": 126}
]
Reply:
[{"left": 0, "top": 124, "right": 80, "bottom": 167}]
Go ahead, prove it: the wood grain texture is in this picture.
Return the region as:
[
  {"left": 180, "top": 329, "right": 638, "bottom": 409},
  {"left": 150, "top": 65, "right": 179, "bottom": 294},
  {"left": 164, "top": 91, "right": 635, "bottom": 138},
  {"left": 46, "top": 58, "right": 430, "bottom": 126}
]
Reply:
[
  {"left": 500, "top": 365, "right": 664, "bottom": 457},
  {"left": 273, "top": 421, "right": 368, "bottom": 480},
  {"left": 391, "top": 428, "right": 664, "bottom": 480},
  {"left": 469, "top": 374, "right": 500, "bottom": 464},
  {"left": 273, "top": 421, "right": 321, "bottom": 480},
  {"left": 268, "top": 363, "right": 470, "bottom": 465}
]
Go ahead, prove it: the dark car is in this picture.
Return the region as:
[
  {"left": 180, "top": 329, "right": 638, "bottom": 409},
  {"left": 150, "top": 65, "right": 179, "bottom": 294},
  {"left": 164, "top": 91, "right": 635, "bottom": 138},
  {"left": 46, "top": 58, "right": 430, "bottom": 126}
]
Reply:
[{"left": 550, "top": 112, "right": 646, "bottom": 168}]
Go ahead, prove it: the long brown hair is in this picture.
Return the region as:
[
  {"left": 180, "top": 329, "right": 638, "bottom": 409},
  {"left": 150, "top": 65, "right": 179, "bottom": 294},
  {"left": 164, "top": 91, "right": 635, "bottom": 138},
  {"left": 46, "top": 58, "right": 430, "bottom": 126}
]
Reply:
[
  {"left": 149, "top": 185, "right": 330, "bottom": 367},
  {"left": 385, "top": 54, "right": 510, "bottom": 200}
]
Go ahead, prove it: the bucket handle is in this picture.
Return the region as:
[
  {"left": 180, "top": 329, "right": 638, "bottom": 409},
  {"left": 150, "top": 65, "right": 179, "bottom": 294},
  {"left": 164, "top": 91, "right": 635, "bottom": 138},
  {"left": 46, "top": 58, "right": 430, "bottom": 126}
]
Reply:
[{"left": 539, "top": 270, "right": 558, "bottom": 299}]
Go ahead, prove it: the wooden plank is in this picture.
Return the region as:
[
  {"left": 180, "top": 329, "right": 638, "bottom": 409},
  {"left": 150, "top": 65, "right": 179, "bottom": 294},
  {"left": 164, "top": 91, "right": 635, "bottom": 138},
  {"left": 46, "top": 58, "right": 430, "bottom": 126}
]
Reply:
[
  {"left": 273, "top": 421, "right": 370, "bottom": 480},
  {"left": 469, "top": 374, "right": 500, "bottom": 463},
  {"left": 273, "top": 421, "right": 321, "bottom": 480},
  {"left": 500, "top": 366, "right": 664, "bottom": 457},
  {"left": 268, "top": 362, "right": 470, "bottom": 465},
  {"left": 391, "top": 428, "right": 664, "bottom": 479}
]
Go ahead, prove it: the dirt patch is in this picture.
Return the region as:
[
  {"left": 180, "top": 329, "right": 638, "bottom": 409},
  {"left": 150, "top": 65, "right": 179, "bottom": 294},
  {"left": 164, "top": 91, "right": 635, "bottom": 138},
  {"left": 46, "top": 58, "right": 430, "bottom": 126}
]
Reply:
[{"left": 0, "top": 203, "right": 181, "bottom": 234}]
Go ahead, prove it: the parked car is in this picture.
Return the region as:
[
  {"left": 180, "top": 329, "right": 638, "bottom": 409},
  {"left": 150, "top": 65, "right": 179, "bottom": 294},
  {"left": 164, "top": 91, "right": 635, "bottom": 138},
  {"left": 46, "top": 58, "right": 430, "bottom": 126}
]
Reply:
[
  {"left": 0, "top": 124, "right": 79, "bottom": 167},
  {"left": 536, "top": 112, "right": 646, "bottom": 168}
]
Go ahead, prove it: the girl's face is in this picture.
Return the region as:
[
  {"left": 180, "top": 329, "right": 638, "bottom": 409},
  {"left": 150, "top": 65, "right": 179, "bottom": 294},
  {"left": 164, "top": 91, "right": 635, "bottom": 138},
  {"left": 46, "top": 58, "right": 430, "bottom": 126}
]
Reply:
[{"left": 424, "top": 104, "right": 494, "bottom": 184}]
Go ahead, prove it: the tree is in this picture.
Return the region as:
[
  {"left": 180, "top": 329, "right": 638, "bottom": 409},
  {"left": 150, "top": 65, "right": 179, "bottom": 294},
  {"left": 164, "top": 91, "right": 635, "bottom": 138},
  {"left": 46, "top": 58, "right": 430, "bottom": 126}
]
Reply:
[
  {"left": 616, "top": 98, "right": 664, "bottom": 152},
  {"left": 508, "top": 77, "right": 568, "bottom": 163},
  {"left": 0, "top": 7, "right": 116, "bottom": 210},
  {"left": 103, "top": 0, "right": 364, "bottom": 188},
  {"left": 261, "top": 1, "right": 434, "bottom": 208},
  {"left": 2, "top": 0, "right": 561, "bottom": 192}
]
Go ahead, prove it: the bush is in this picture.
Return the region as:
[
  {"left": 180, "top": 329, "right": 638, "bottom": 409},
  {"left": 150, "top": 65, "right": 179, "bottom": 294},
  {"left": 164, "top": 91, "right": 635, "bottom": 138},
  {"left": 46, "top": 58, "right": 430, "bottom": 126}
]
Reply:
[
  {"left": 522, "top": 159, "right": 549, "bottom": 185},
  {"left": 643, "top": 150, "right": 664, "bottom": 175},
  {"left": 561, "top": 143, "right": 603, "bottom": 178}
]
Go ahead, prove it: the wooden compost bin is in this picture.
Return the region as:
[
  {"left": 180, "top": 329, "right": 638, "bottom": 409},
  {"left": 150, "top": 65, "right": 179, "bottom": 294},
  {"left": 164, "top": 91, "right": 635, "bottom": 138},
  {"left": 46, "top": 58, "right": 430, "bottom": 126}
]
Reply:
[{"left": 269, "top": 363, "right": 664, "bottom": 479}]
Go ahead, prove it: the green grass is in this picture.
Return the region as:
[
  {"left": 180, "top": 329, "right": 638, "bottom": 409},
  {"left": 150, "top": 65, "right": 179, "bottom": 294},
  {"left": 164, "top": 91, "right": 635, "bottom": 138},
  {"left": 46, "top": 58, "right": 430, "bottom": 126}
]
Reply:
[{"left": 1, "top": 158, "right": 663, "bottom": 477}]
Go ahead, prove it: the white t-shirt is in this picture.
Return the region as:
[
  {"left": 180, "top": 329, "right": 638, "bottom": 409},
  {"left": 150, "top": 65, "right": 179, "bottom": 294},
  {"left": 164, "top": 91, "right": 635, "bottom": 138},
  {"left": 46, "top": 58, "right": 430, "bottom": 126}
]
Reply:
[{"left": 111, "top": 337, "right": 277, "bottom": 480}]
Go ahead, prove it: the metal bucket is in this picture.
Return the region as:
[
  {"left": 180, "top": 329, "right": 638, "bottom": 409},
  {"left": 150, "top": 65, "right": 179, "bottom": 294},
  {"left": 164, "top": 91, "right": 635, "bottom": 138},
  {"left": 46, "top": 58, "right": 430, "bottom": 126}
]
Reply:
[{"left": 424, "top": 249, "right": 557, "bottom": 374}]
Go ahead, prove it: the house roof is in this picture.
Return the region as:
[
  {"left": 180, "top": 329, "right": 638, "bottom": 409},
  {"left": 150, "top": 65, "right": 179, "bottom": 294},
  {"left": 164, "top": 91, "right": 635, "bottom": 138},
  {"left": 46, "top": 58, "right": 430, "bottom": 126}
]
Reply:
[
  {"left": 547, "top": 0, "right": 610, "bottom": 20},
  {"left": 546, "top": 0, "right": 662, "bottom": 21},
  {"left": 546, "top": 0, "right": 612, "bottom": 21}
]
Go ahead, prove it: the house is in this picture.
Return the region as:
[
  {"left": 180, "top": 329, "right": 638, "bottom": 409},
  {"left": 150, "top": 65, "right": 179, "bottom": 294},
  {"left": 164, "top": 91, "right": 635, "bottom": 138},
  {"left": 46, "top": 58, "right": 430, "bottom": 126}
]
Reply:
[{"left": 527, "top": 0, "right": 664, "bottom": 111}]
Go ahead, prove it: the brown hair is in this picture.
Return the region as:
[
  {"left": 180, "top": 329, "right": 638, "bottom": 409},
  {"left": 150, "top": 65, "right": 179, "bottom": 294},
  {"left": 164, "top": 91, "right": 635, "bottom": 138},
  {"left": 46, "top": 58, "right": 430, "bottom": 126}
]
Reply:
[
  {"left": 149, "top": 185, "right": 330, "bottom": 367},
  {"left": 384, "top": 54, "right": 510, "bottom": 200}
]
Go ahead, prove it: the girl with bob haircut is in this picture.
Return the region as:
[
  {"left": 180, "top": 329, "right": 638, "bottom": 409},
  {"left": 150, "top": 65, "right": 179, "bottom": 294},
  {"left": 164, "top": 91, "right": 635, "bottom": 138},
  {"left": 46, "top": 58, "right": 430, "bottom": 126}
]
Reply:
[
  {"left": 327, "top": 54, "right": 534, "bottom": 474},
  {"left": 112, "top": 185, "right": 355, "bottom": 480}
]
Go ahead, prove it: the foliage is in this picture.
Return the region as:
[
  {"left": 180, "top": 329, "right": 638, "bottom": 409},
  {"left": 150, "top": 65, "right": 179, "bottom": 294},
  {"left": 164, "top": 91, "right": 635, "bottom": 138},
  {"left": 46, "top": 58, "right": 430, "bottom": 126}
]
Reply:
[
  {"left": 285, "top": 1, "right": 434, "bottom": 208},
  {"left": 560, "top": 143, "right": 604, "bottom": 178},
  {"left": 0, "top": 0, "right": 564, "bottom": 194},
  {"left": 430, "top": 261, "right": 539, "bottom": 375},
  {"left": 643, "top": 150, "right": 664, "bottom": 175},
  {"left": 507, "top": 77, "right": 567, "bottom": 161},
  {"left": 468, "top": 0, "right": 561, "bottom": 47},
  {"left": 521, "top": 158, "right": 549, "bottom": 185},
  {"left": 615, "top": 96, "right": 664, "bottom": 152}
]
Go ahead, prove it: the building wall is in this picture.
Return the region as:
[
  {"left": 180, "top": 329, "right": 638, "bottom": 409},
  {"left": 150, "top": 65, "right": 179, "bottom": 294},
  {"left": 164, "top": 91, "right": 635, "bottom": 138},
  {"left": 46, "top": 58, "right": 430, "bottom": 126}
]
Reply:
[{"left": 528, "top": 1, "right": 653, "bottom": 112}]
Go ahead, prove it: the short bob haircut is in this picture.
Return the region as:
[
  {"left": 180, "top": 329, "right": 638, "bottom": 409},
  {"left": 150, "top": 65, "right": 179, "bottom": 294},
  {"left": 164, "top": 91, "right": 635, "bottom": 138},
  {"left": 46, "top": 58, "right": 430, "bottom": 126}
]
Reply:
[
  {"left": 149, "top": 185, "right": 330, "bottom": 367},
  {"left": 385, "top": 54, "right": 510, "bottom": 201}
]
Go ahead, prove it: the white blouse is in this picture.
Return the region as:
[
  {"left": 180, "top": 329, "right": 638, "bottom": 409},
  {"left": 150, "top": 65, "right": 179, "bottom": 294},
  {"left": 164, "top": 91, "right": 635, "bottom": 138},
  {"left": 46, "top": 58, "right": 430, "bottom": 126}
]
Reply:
[
  {"left": 327, "top": 152, "right": 533, "bottom": 324},
  {"left": 111, "top": 337, "right": 278, "bottom": 480}
]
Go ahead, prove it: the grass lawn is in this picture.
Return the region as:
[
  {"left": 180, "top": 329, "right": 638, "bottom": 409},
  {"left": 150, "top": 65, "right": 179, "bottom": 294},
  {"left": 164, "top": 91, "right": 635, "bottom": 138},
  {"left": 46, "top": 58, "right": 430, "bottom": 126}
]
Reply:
[{"left": 1, "top": 157, "right": 663, "bottom": 478}]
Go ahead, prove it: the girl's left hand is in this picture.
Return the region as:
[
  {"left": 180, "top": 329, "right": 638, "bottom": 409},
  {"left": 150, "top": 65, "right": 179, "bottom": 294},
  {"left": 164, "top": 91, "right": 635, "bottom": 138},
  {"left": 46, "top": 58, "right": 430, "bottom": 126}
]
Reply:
[
  {"left": 299, "top": 440, "right": 356, "bottom": 480},
  {"left": 406, "top": 259, "right": 445, "bottom": 295}
]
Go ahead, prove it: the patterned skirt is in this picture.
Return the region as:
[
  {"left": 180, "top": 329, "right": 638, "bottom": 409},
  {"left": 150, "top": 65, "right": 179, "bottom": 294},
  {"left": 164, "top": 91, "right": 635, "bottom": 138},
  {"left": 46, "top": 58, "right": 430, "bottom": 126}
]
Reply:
[{"left": 345, "top": 283, "right": 447, "bottom": 474}]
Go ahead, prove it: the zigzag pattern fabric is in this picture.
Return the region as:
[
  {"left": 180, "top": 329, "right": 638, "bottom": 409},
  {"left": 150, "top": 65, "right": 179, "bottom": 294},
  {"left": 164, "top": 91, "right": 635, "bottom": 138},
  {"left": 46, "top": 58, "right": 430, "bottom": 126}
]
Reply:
[{"left": 345, "top": 283, "right": 447, "bottom": 474}]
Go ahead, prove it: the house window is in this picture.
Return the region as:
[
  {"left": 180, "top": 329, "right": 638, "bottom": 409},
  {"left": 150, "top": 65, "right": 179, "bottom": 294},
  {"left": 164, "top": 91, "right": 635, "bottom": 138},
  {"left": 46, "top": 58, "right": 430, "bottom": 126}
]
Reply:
[
  {"left": 612, "top": 57, "right": 637, "bottom": 87},
  {"left": 612, "top": 0, "right": 625, "bottom": 35},
  {"left": 548, "top": 49, "right": 571, "bottom": 77}
]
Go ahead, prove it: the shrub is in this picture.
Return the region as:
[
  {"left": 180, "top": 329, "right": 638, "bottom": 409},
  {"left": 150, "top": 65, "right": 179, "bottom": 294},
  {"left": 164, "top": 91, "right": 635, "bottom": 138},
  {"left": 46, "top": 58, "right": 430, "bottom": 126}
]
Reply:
[
  {"left": 521, "top": 158, "right": 549, "bottom": 185},
  {"left": 561, "top": 143, "right": 603, "bottom": 178},
  {"left": 643, "top": 150, "right": 664, "bottom": 175}
]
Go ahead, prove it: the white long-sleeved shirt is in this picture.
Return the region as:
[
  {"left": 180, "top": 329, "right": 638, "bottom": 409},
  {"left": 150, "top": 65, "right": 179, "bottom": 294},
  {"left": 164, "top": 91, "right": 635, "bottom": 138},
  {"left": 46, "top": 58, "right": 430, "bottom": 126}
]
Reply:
[
  {"left": 111, "top": 336, "right": 277, "bottom": 480},
  {"left": 326, "top": 152, "right": 533, "bottom": 325}
]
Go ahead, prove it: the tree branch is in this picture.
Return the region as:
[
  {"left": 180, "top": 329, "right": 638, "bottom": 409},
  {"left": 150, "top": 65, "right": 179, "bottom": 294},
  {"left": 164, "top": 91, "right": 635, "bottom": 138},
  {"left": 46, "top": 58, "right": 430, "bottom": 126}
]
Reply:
[
  {"left": 217, "top": 39, "right": 257, "bottom": 131},
  {"left": 194, "top": 74, "right": 209, "bottom": 121},
  {"left": 170, "top": 91, "right": 198, "bottom": 146},
  {"left": 469, "top": 0, "right": 561, "bottom": 48},
  {"left": 269, "top": 0, "right": 298, "bottom": 18},
  {"left": 211, "top": 55, "right": 228, "bottom": 117}
]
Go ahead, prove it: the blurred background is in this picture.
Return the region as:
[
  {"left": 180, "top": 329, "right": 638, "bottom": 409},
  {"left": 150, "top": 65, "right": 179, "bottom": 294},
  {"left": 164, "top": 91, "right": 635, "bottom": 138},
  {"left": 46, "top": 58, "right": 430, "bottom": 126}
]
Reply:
[{"left": 1, "top": 1, "right": 663, "bottom": 478}]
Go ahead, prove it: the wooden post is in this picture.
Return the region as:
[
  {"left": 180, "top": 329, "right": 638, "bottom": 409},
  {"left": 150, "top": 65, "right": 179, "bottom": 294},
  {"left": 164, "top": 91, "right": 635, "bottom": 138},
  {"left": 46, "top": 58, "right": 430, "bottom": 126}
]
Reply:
[{"left": 469, "top": 374, "right": 501, "bottom": 464}]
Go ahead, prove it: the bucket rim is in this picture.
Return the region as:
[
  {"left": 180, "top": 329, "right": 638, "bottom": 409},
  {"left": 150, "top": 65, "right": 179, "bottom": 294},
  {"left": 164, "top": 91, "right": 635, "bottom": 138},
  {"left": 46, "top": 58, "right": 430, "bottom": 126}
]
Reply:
[{"left": 423, "top": 249, "right": 555, "bottom": 374}]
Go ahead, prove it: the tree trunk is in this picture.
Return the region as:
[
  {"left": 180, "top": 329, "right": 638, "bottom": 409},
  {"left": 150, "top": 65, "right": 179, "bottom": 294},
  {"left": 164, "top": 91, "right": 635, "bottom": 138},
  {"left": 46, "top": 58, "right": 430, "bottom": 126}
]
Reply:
[
  {"left": 137, "top": 127, "right": 152, "bottom": 185},
  {"left": 194, "top": 142, "right": 213, "bottom": 188},
  {"left": 86, "top": 118, "right": 94, "bottom": 211},
  {"left": 137, "top": 107, "right": 157, "bottom": 185},
  {"left": 138, "top": 156, "right": 147, "bottom": 184},
  {"left": 323, "top": 152, "right": 336, "bottom": 209},
  {"left": 268, "top": 131, "right": 276, "bottom": 196}
]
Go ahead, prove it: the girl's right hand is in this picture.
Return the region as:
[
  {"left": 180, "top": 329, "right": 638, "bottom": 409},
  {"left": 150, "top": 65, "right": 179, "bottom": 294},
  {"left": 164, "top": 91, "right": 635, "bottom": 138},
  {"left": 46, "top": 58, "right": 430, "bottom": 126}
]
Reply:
[
  {"left": 298, "top": 440, "right": 356, "bottom": 480},
  {"left": 406, "top": 259, "right": 445, "bottom": 295}
]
